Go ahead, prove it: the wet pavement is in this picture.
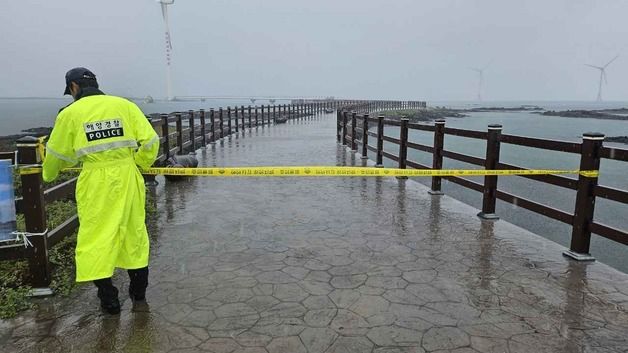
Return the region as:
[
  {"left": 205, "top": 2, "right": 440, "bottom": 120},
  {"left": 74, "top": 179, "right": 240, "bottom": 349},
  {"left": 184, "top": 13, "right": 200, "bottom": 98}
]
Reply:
[{"left": 2, "top": 114, "right": 628, "bottom": 353}]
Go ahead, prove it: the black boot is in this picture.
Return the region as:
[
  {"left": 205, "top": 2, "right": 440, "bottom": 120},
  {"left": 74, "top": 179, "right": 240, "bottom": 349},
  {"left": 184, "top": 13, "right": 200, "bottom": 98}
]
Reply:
[
  {"left": 94, "top": 278, "right": 121, "bottom": 315},
  {"left": 128, "top": 267, "right": 149, "bottom": 302}
]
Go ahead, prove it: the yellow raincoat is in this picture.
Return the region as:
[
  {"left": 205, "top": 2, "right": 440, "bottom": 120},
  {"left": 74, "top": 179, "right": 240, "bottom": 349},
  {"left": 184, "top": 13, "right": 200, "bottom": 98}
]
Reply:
[{"left": 43, "top": 93, "right": 159, "bottom": 282}]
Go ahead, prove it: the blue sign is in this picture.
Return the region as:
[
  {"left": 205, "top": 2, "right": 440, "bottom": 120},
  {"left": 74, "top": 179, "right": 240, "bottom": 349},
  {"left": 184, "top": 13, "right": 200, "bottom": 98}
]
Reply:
[{"left": 0, "top": 160, "right": 17, "bottom": 241}]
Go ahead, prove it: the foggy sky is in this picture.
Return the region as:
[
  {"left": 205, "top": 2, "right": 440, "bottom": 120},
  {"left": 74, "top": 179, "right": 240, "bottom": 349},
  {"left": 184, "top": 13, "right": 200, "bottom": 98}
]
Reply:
[{"left": 1, "top": 0, "right": 627, "bottom": 101}]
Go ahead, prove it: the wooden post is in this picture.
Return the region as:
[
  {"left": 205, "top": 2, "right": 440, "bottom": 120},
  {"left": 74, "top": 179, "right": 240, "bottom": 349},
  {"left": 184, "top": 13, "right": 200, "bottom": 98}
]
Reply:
[
  {"left": 176, "top": 112, "right": 183, "bottom": 154},
  {"left": 361, "top": 114, "right": 369, "bottom": 159},
  {"left": 350, "top": 112, "right": 357, "bottom": 152},
  {"left": 398, "top": 118, "right": 409, "bottom": 178},
  {"left": 188, "top": 110, "right": 196, "bottom": 153},
  {"left": 241, "top": 106, "right": 246, "bottom": 130},
  {"left": 16, "top": 136, "right": 51, "bottom": 293},
  {"left": 478, "top": 124, "right": 502, "bottom": 220},
  {"left": 218, "top": 108, "right": 224, "bottom": 139},
  {"left": 227, "top": 107, "right": 232, "bottom": 135},
  {"left": 336, "top": 111, "right": 342, "bottom": 143},
  {"left": 248, "top": 105, "right": 252, "bottom": 128},
  {"left": 564, "top": 132, "right": 604, "bottom": 261},
  {"left": 234, "top": 106, "right": 239, "bottom": 133},
  {"left": 161, "top": 114, "right": 170, "bottom": 158},
  {"left": 273, "top": 105, "right": 277, "bottom": 123},
  {"left": 261, "top": 105, "right": 265, "bottom": 125},
  {"left": 200, "top": 110, "right": 207, "bottom": 148},
  {"left": 255, "top": 106, "right": 259, "bottom": 127},
  {"left": 210, "top": 109, "right": 216, "bottom": 144},
  {"left": 429, "top": 119, "right": 446, "bottom": 195},
  {"left": 342, "top": 111, "right": 348, "bottom": 146},
  {"left": 376, "top": 115, "right": 384, "bottom": 167}
]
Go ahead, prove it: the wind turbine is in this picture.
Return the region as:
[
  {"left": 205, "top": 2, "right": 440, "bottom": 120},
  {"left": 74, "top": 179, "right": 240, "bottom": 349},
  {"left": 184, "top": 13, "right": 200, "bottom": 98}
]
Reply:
[
  {"left": 586, "top": 54, "right": 619, "bottom": 102},
  {"left": 157, "top": 0, "right": 175, "bottom": 101},
  {"left": 470, "top": 63, "right": 489, "bottom": 102}
]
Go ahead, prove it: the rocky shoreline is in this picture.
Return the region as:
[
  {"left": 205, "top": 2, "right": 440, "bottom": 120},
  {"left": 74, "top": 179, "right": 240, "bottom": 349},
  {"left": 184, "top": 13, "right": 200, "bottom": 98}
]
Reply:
[
  {"left": 0, "top": 127, "right": 51, "bottom": 151},
  {"left": 380, "top": 106, "right": 543, "bottom": 122},
  {"left": 607, "top": 136, "right": 628, "bottom": 144}
]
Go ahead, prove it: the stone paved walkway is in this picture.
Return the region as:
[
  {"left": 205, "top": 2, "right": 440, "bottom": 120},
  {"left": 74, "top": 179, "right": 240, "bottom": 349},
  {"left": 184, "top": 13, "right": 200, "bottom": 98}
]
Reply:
[{"left": 2, "top": 114, "right": 628, "bottom": 353}]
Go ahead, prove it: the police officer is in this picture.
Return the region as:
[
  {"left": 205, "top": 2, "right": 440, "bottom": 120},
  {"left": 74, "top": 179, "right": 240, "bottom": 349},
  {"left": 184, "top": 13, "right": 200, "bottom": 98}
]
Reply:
[{"left": 43, "top": 68, "right": 159, "bottom": 314}]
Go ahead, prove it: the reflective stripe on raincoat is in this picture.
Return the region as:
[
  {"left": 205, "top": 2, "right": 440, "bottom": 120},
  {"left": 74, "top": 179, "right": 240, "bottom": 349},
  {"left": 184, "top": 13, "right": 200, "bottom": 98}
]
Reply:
[{"left": 42, "top": 94, "right": 159, "bottom": 282}]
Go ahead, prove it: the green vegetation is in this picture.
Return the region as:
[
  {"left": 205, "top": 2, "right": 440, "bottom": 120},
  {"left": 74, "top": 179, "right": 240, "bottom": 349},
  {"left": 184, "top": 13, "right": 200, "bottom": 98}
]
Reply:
[
  {"left": 1, "top": 175, "right": 157, "bottom": 319},
  {"left": 0, "top": 199, "right": 78, "bottom": 318}
]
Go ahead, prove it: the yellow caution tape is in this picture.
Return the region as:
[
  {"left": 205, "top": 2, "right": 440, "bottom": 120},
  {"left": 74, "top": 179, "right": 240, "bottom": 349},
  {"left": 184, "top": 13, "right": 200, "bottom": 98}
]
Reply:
[
  {"left": 37, "top": 136, "right": 47, "bottom": 162},
  {"left": 18, "top": 166, "right": 599, "bottom": 178}
]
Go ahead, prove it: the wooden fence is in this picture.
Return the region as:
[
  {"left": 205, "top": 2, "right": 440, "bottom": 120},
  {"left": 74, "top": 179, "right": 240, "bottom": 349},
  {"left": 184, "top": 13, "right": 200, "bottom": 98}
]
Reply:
[
  {"left": 0, "top": 99, "right": 424, "bottom": 290},
  {"left": 337, "top": 109, "right": 628, "bottom": 260}
]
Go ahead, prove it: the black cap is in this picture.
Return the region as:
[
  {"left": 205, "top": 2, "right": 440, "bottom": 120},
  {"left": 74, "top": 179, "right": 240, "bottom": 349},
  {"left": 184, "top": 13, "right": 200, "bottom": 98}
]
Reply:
[{"left": 63, "top": 67, "right": 97, "bottom": 95}]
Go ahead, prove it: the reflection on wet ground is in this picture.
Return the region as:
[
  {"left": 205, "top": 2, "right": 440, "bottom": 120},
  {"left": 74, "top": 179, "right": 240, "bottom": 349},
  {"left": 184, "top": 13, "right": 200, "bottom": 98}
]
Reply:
[{"left": 2, "top": 114, "right": 628, "bottom": 352}]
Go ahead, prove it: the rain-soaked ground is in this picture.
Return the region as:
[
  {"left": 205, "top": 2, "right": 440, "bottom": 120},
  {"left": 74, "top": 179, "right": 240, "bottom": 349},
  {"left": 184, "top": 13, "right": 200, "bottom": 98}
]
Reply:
[{"left": 2, "top": 113, "right": 628, "bottom": 353}]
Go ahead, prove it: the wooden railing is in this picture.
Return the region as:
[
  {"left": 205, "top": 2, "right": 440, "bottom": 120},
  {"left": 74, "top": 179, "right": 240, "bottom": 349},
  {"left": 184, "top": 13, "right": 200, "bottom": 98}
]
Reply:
[
  {"left": 338, "top": 110, "right": 628, "bottom": 260},
  {"left": 0, "top": 99, "right": 425, "bottom": 289}
]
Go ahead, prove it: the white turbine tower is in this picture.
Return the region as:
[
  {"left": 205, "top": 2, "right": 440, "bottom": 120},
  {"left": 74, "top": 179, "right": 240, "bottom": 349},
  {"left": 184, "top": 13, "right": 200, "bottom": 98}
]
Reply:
[
  {"left": 157, "top": 0, "right": 175, "bottom": 101},
  {"left": 470, "top": 64, "right": 489, "bottom": 102},
  {"left": 585, "top": 54, "right": 619, "bottom": 102}
]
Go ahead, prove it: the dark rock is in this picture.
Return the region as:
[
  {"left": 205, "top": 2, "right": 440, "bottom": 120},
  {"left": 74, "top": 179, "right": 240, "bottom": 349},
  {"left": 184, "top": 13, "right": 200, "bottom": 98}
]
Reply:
[
  {"left": 164, "top": 154, "right": 199, "bottom": 181},
  {"left": 0, "top": 127, "right": 52, "bottom": 152},
  {"left": 538, "top": 110, "right": 628, "bottom": 120},
  {"left": 606, "top": 136, "right": 628, "bottom": 144},
  {"left": 464, "top": 106, "right": 544, "bottom": 112}
]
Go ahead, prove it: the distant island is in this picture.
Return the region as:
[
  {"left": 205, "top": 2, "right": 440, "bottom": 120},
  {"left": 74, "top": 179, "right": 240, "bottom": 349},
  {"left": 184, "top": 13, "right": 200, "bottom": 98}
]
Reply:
[
  {"left": 462, "top": 105, "right": 544, "bottom": 112},
  {"left": 537, "top": 109, "right": 628, "bottom": 121}
]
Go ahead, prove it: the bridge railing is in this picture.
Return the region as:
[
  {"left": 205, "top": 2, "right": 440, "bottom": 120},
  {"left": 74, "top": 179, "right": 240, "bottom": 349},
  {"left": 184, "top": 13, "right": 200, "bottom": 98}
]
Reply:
[
  {"left": 339, "top": 111, "right": 628, "bottom": 259},
  {"left": 0, "top": 99, "right": 426, "bottom": 290}
]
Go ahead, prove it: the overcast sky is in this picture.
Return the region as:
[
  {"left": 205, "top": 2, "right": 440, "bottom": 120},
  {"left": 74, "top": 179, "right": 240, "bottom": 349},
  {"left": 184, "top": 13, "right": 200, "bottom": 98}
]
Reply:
[{"left": 1, "top": 0, "right": 627, "bottom": 101}]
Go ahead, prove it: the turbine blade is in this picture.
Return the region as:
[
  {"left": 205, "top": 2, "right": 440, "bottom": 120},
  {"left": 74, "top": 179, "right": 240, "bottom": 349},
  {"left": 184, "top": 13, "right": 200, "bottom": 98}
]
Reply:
[
  {"left": 585, "top": 64, "right": 603, "bottom": 70},
  {"left": 603, "top": 70, "right": 608, "bottom": 84},
  {"left": 604, "top": 54, "right": 620, "bottom": 68}
]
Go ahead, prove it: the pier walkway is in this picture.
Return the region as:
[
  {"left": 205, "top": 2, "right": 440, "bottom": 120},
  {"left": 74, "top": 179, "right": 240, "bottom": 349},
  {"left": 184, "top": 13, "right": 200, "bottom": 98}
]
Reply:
[{"left": 2, "top": 113, "right": 628, "bottom": 353}]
